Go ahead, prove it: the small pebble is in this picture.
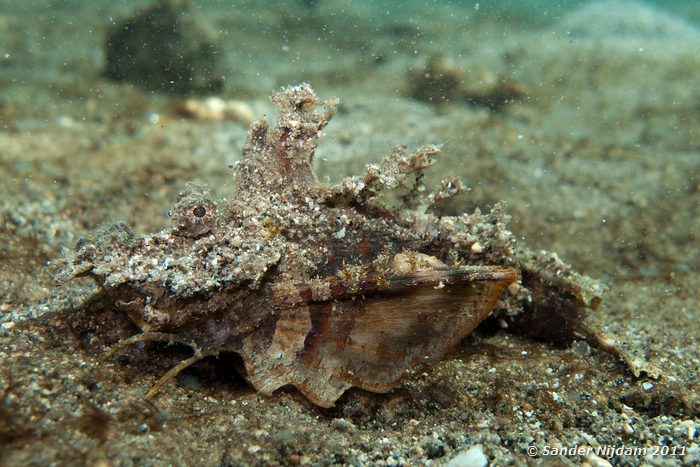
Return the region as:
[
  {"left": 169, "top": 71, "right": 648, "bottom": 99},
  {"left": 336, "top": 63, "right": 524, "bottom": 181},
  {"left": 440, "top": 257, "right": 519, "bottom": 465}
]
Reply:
[
  {"left": 447, "top": 445, "right": 487, "bottom": 467},
  {"left": 622, "top": 422, "right": 634, "bottom": 435},
  {"left": 331, "top": 418, "right": 356, "bottom": 431},
  {"left": 248, "top": 445, "right": 261, "bottom": 454},
  {"left": 571, "top": 340, "right": 592, "bottom": 356},
  {"left": 177, "top": 97, "right": 254, "bottom": 125},
  {"left": 136, "top": 423, "right": 149, "bottom": 434}
]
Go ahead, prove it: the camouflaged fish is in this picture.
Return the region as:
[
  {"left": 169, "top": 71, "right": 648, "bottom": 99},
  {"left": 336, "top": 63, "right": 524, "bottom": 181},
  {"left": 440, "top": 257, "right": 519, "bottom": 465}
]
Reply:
[{"left": 60, "top": 84, "right": 602, "bottom": 407}]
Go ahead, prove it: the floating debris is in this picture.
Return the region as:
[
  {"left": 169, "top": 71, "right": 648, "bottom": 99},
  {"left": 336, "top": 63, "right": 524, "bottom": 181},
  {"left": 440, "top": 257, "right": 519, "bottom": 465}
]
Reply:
[{"left": 59, "top": 84, "right": 602, "bottom": 407}]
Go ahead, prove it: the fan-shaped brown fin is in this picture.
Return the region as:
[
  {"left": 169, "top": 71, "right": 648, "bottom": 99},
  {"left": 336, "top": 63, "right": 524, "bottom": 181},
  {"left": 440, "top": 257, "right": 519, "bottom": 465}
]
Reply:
[
  {"left": 241, "top": 266, "right": 517, "bottom": 407},
  {"left": 242, "top": 303, "right": 312, "bottom": 396}
]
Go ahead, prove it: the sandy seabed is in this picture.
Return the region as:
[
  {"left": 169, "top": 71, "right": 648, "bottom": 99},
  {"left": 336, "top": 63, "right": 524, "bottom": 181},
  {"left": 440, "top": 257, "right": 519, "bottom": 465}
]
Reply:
[{"left": 1, "top": 0, "right": 699, "bottom": 465}]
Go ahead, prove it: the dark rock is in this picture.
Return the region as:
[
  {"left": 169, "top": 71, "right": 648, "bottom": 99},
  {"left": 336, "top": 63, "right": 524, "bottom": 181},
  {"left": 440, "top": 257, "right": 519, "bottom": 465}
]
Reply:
[
  {"left": 105, "top": 0, "right": 226, "bottom": 95},
  {"left": 408, "top": 54, "right": 526, "bottom": 111},
  {"left": 424, "top": 441, "right": 446, "bottom": 459}
]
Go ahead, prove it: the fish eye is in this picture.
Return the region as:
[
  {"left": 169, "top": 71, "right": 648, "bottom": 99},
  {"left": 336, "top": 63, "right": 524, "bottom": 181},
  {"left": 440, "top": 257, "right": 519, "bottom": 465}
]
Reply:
[{"left": 192, "top": 205, "right": 207, "bottom": 218}]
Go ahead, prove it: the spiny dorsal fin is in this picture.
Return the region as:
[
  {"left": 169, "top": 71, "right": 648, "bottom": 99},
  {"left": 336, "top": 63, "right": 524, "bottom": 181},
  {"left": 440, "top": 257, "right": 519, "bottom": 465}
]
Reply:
[{"left": 236, "top": 84, "right": 337, "bottom": 197}]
